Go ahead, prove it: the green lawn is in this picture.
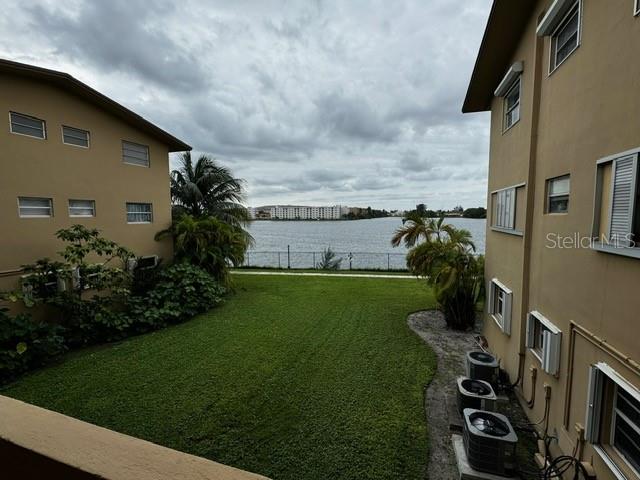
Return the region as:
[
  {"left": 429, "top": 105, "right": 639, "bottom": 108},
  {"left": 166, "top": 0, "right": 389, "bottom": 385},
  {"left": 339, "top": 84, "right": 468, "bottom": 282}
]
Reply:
[{"left": 2, "top": 275, "right": 437, "bottom": 480}]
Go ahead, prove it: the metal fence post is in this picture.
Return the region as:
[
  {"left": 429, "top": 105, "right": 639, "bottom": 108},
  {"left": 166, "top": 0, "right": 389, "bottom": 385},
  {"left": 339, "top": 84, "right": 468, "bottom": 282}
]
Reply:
[
  {"left": 247, "top": 252, "right": 250, "bottom": 267},
  {"left": 313, "top": 252, "right": 316, "bottom": 268},
  {"left": 387, "top": 253, "right": 390, "bottom": 271},
  {"left": 278, "top": 252, "right": 281, "bottom": 269},
  {"left": 287, "top": 245, "right": 291, "bottom": 269}
]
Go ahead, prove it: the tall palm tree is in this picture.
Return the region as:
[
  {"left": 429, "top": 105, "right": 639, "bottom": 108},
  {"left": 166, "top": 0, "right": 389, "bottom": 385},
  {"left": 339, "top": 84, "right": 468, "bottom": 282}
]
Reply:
[{"left": 170, "top": 152, "right": 250, "bottom": 229}]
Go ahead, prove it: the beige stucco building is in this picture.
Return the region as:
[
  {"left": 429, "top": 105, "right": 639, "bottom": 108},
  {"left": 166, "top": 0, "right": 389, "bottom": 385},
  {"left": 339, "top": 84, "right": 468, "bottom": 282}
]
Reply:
[
  {"left": 0, "top": 59, "right": 190, "bottom": 291},
  {"left": 464, "top": 1, "right": 640, "bottom": 478}
]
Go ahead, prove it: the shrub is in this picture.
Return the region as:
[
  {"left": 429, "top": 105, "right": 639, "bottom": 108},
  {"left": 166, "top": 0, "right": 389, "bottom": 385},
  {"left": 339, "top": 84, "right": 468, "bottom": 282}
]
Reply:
[
  {"left": 17, "top": 226, "right": 134, "bottom": 346},
  {"left": 129, "top": 263, "right": 226, "bottom": 328},
  {"left": 316, "top": 248, "right": 342, "bottom": 270},
  {"left": 155, "top": 215, "right": 251, "bottom": 286},
  {"left": 0, "top": 307, "right": 66, "bottom": 384}
]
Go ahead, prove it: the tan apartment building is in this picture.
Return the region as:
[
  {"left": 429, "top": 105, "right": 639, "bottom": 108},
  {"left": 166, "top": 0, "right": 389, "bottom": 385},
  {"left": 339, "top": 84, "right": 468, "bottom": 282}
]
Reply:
[
  {"left": 0, "top": 59, "right": 190, "bottom": 291},
  {"left": 464, "top": 1, "right": 640, "bottom": 478}
]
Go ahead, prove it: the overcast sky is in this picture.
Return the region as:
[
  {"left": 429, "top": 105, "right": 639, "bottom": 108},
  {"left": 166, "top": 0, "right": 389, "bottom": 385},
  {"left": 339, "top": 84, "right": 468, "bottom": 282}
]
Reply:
[{"left": 1, "top": 0, "right": 491, "bottom": 210}]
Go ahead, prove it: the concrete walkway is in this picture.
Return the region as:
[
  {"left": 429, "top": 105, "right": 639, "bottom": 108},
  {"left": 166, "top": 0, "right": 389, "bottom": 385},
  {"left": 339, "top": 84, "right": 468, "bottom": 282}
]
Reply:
[{"left": 231, "top": 270, "right": 416, "bottom": 279}]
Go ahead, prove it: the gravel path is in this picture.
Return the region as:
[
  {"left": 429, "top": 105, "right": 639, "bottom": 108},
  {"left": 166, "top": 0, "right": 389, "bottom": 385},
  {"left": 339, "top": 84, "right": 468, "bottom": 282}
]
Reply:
[{"left": 407, "top": 310, "right": 481, "bottom": 480}]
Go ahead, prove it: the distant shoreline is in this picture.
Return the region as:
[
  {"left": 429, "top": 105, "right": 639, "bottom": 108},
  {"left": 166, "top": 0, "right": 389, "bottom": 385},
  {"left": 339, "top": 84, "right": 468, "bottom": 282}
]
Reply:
[{"left": 251, "top": 215, "right": 485, "bottom": 221}]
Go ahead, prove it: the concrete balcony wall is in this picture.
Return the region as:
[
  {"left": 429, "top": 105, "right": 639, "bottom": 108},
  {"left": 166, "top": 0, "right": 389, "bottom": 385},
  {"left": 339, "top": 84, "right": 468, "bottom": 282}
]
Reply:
[{"left": 0, "top": 395, "right": 270, "bottom": 480}]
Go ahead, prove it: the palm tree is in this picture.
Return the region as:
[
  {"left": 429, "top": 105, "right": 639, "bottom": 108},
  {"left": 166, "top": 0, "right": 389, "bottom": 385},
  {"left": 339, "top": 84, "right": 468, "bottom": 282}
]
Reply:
[
  {"left": 170, "top": 152, "right": 250, "bottom": 229},
  {"left": 391, "top": 212, "right": 463, "bottom": 248},
  {"left": 397, "top": 218, "right": 483, "bottom": 330}
]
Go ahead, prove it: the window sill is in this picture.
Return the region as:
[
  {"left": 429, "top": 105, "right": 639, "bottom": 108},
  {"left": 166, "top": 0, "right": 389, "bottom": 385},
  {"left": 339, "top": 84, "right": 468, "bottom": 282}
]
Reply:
[
  {"left": 123, "top": 162, "right": 150, "bottom": 168},
  {"left": 491, "top": 314, "right": 509, "bottom": 335},
  {"left": 529, "top": 348, "right": 543, "bottom": 365},
  {"left": 591, "top": 242, "right": 640, "bottom": 260},
  {"left": 592, "top": 445, "right": 630, "bottom": 480},
  {"left": 502, "top": 119, "right": 520, "bottom": 135},
  {"left": 127, "top": 222, "right": 152, "bottom": 225},
  {"left": 549, "top": 44, "right": 580, "bottom": 76},
  {"left": 490, "top": 227, "right": 524, "bottom": 237}
]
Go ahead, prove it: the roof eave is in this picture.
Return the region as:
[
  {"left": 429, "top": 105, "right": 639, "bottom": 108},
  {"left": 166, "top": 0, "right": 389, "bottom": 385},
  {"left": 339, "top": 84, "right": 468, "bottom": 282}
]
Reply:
[{"left": 0, "top": 58, "right": 192, "bottom": 152}]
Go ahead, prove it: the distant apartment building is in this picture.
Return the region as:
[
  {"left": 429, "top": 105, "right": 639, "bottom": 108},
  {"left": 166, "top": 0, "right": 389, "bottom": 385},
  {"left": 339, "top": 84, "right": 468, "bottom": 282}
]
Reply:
[
  {"left": 464, "top": 2, "right": 640, "bottom": 479},
  {"left": 249, "top": 205, "right": 343, "bottom": 220},
  {"left": 0, "top": 59, "right": 190, "bottom": 290}
]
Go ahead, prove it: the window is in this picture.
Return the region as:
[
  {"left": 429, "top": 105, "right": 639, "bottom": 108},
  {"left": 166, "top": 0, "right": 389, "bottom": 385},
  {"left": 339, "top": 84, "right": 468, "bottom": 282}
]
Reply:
[
  {"left": 593, "top": 152, "right": 640, "bottom": 249},
  {"left": 547, "top": 175, "right": 570, "bottom": 213},
  {"left": 488, "top": 279, "right": 512, "bottom": 335},
  {"left": 10, "top": 111, "right": 46, "bottom": 139},
  {"left": 586, "top": 364, "right": 640, "bottom": 479},
  {"left": 550, "top": 1, "right": 581, "bottom": 72},
  {"left": 503, "top": 78, "right": 521, "bottom": 131},
  {"left": 62, "top": 126, "right": 90, "bottom": 147},
  {"left": 492, "top": 187, "right": 516, "bottom": 230},
  {"left": 122, "top": 141, "right": 149, "bottom": 167},
  {"left": 126, "top": 202, "right": 152, "bottom": 223},
  {"left": 18, "top": 197, "right": 53, "bottom": 218},
  {"left": 525, "top": 311, "right": 561, "bottom": 376},
  {"left": 68, "top": 199, "right": 95, "bottom": 217},
  {"left": 635, "top": 0, "right": 640, "bottom": 16}
]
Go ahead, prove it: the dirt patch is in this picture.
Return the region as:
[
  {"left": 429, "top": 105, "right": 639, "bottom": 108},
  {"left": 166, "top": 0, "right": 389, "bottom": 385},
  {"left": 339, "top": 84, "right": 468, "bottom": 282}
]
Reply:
[{"left": 409, "top": 310, "right": 539, "bottom": 480}]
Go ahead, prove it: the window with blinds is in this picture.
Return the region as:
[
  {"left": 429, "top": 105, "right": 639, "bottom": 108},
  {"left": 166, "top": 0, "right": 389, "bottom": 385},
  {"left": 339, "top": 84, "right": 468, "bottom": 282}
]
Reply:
[
  {"left": 594, "top": 153, "right": 640, "bottom": 249},
  {"left": 491, "top": 187, "right": 516, "bottom": 230},
  {"left": 122, "top": 141, "right": 150, "bottom": 167},
  {"left": 503, "top": 78, "right": 521, "bottom": 131},
  {"left": 126, "top": 202, "right": 152, "bottom": 223},
  {"left": 10, "top": 112, "right": 46, "bottom": 139},
  {"left": 63, "top": 126, "right": 90, "bottom": 147},
  {"left": 18, "top": 197, "right": 53, "bottom": 217},
  {"left": 69, "top": 199, "right": 95, "bottom": 217}
]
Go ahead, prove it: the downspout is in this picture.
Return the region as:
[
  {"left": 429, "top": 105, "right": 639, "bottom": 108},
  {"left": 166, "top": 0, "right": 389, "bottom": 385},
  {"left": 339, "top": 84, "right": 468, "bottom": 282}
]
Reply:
[{"left": 516, "top": 29, "right": 545, "bottom": 391}]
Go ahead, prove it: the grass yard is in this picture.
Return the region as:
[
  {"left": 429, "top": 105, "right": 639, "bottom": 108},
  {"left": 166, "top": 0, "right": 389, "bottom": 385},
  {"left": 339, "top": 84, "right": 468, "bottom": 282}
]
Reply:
[{"left": 2, "top": 275, "right": 437, "bottom": 480}]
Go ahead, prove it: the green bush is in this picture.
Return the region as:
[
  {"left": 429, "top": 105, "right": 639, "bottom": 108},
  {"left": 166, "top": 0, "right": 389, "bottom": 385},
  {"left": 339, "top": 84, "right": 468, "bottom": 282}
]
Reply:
[
  {"left": 0, "top": 307, "right": 66, "bottom": 383},
  {"left": 129, "top": 263, "right": 226, "bottom": 329}
]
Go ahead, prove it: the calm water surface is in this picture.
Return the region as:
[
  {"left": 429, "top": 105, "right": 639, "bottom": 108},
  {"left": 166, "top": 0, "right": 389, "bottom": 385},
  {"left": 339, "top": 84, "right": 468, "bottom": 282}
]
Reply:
[{"left": 245, "top": 217, "right": 486, "bottom": 270}]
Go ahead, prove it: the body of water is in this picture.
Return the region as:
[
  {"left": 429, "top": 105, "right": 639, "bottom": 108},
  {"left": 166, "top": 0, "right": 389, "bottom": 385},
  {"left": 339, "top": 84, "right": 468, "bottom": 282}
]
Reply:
[{"left": 245, "top": 217, "right": 486, "bottom": 270}]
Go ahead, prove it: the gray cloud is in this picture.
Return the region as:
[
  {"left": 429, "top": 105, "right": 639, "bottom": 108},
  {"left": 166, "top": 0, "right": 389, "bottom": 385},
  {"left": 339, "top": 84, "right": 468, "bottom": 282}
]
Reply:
[{"left": 0, "top": 0, "right": 492, "bottom": 210}]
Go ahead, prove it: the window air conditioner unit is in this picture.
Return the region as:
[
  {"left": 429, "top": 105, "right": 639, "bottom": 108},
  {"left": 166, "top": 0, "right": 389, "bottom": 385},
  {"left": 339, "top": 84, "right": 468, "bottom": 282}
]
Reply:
[
  {"left": 463, "top": 408, "right": 518, "bottom": 477},
  {"left": 466, "top": 351, "right": 499, "bottom": 386},
  {"left": 456, "top": 377, "right": 497, "bottom": 414},
  {"left": 134, "top": 255, "right": 159, "bottom": 270}
]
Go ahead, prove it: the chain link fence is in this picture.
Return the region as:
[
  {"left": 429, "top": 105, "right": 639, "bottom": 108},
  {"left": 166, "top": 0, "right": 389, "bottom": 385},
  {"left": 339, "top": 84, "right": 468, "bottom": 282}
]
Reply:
[{"left": 242, "top": 248, "right": 408, "bottom": 271}]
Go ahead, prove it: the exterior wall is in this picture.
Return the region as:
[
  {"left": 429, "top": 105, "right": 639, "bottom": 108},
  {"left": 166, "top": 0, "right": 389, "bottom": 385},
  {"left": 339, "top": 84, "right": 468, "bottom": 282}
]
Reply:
[
  {"left": 483, "top": 5, "right": 540, "bottom": 382},
  {"left": 256, "top": 205, "right": 342, "bottom": 220},
  {"left": 483, "top": 2, "right": 640, "bottom": 479},
  {"left": 0, "top": 74, "right": 174, "bottom": 291}
]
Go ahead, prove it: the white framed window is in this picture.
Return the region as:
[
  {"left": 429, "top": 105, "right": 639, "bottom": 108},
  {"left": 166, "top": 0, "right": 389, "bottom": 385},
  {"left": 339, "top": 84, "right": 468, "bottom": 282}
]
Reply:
[
  {"left": 18, "top": 197, "right": 53, "bottom": 218},
  {"left": 126, "top": 202, "right": 153, "bottom": 223},
  {"left": 122, "top": 140, "right": 150, "bottom": 167},
  {"left": 487, "top": 278, "right": 512, "bottom": 335},
  {"left": 503, "top": 78, "right": 521, "bottom": 131},
  {"left": 525, "top": 311, "right": 561, "bottom": 376},
  {"left": 9, "top": 111, "right": 46, "bottom": 139},
  {"left": 62, "top": 125, "right": 90, "bottom": 148},
  {"left": 586, "top": 363, "right": 640, "bottom": 479},
  {"left": 550, "top": 1, "right": 581, "bottom": 72},
  {"left": 492, "top": 187, "right": 516, "bottom": 230},
  {"left": 68, "top": 199, "right": 96, "bottom": 217},
  {"left": 635, "top": 0, "right": 640, "bottom": 16},
  {"left": 546, "top": 175, "right": 570, "bottom": 214}
]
